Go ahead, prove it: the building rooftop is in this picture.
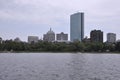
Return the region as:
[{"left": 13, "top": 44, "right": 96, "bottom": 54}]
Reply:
[{"left": 47, "top": 28, "right": 55, "bottom": 34}]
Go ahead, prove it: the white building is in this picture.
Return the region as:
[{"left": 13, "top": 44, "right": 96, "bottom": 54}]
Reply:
[
  {"left": 43, "top": 28, "right": 55, "bottom": 42},
  {"left": 28, "top": 36, "right": 39, "bottom": 44},
  {"left": 107, "top": 33, "right": 116, "bottom": 43},
  {"left": 70, "top": 12, "right": 84, "bottom": 42}
]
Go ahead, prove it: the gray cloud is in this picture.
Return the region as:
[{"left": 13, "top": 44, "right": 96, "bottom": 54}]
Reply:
[{"left": 0, "top": 0, "right": 120, "bottom": 41}]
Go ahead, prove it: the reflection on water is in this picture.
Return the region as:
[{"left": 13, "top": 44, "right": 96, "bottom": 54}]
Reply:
[{"left": 0, "top": 53, "right": 120, "bottom": 80}]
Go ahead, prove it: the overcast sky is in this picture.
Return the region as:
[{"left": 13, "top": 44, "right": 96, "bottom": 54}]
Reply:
[{"left": 0, "top": 0, "right": 120, "bottom": 41}]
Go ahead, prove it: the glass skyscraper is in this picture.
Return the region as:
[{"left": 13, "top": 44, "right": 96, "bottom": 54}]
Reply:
[{"left": 70, "top": 12, "right": 84, "bottom": 42}]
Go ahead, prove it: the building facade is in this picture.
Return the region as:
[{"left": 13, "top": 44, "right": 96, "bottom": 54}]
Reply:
[
  {"left": 28, "top": 36, "right": 39, "bottom": 44},
  {"left": 70, "top": 12, "right": 84, "bottom": 42},
  {"left": 90, "top": 30, "right": 103, "bottom": 43},
  {"left": 107, "top": 33, "right": 116, "bottom": 43},
  {"left": 43, "top": 28, "right": 55, "bottom": 42},
  {"left": 14, "top": 37, "right": 21, "bottom": 42},
  {"left": 0, "top": 37, "right": 2, "bottom": 44},
  {"left": 56, "top": 32, "right": 68, "bottom": 41}
]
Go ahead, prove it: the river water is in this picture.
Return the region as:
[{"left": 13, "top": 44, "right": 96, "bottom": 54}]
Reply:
[{"left": 0, "top": 53, "right": 120, "bottom": 80}]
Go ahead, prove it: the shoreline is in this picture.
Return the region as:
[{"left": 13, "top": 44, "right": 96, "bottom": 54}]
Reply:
[{"left": 0, "top": 51, "right": 120, "bottom": 54}]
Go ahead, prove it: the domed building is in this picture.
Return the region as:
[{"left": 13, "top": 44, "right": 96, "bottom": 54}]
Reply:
[{"left": 43, "top": 28, "right": 55, "bottom": 42}]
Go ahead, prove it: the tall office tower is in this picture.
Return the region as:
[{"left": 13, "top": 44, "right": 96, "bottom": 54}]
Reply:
[
  {"left": 70, "top": 12, "right": 84, "bottom": 42},
  {"left": 107, "top": 33, "right": 116, "bottom": 43},
  {"left": 90, "top": 30, "right": 103, "bottom": 43},
  {"left": 28, "top": 36, "right": 39, "bottom": 44}
]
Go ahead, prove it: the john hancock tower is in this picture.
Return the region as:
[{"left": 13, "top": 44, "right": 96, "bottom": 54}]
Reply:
[{"left": 70, "top": 12, "right": 84, "bottom": 42}]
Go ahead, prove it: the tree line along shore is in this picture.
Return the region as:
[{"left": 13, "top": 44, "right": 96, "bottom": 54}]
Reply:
[{"left": 0, "top": 40, "right": 120, "bottom": 53}]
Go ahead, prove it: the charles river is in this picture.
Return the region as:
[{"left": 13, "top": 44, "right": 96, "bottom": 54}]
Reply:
[{"left": 0, "top": 53, "right": 120, "bottom": 80}]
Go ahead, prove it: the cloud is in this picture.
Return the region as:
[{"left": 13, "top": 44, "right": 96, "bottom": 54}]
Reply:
[
  {"left": 0, "top": 0, "right": 120, "bottom": 41},
  {"left": 0, "top": 0, "right": 70, "bottom": 26}
]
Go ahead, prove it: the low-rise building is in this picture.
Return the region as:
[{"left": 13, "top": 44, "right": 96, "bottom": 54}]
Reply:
[
  {"left": 107, "top": 33, "right": 116, "bottom": 43},
  {"left": 0, "top": 37, "right": 2, "bottom": 44},
  {"left": 82, "top": 37, "right": 90, "bottom": 43},
  {"left": 28, "top": 36, "right": 39, "bottom": 44},
  {"left": 14, "top": 37, "right": 21, "bottom": 42},
  {"left": 56, "top": 32, "right": 68, "bottom": 41}
]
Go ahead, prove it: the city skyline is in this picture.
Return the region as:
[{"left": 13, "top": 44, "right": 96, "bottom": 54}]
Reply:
[{"left": 0, "top": 0, "right": 120, "bottom": 41}]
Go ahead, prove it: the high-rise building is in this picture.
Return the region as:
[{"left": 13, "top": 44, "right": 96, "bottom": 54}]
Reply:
[
  {"left": 28, "top": 36, "right": 39, "bottom": 44},
  {"left": 56, "top": 32, "right": 68, "bottom": 41},
  {"left": 70, "top": 12, "right": 84, "bottom": 42},
  {"left": 90, "top": 30, "right": 103, "bottom": 43},
  {"left": 107, "top": 33, "right": 116, "bottom": 43},
  {"left": 43, "top": 28, "right": 55, "bottom": 42}
]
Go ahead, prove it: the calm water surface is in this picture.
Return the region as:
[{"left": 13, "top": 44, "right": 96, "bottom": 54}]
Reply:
[{"left": 0, "top": 53, "right": 120, "bottom": 80}]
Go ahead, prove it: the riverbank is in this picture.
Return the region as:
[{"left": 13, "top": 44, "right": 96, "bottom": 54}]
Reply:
[
  {"left": 0, "top": 51, "right": 120, "bottom": 54},
  {"left": 0, "top": 40, "right": 120, "bottom": 53}
]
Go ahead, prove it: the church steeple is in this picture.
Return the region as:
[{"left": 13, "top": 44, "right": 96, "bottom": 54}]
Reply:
[
  {"left": 47, "top": 28, "right": 55, "bottom": 34},
  {"left": 50, "top": 28, "right": 52, "bottom": 31}
]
